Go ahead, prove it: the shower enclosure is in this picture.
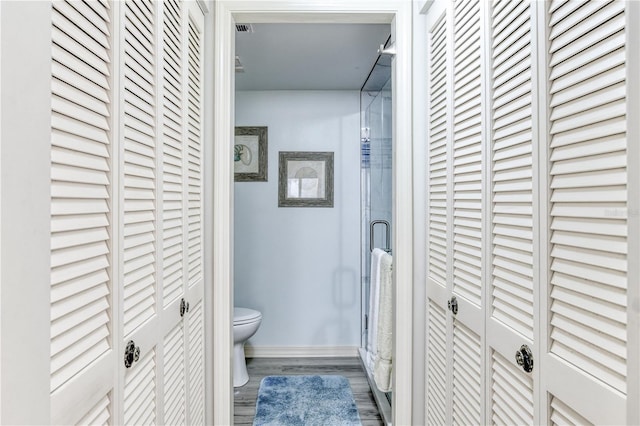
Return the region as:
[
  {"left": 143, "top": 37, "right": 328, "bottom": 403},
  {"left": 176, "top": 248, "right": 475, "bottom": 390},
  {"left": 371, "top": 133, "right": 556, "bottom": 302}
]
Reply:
[{"left": 359, "top": 47, "right": 392, "bottom": 424}]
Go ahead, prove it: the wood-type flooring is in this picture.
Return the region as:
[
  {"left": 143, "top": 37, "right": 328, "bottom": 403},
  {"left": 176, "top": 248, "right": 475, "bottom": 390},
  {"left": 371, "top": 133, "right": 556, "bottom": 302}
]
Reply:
[{"left": 233, "top": 357, "right": 384, "bottom": 425}]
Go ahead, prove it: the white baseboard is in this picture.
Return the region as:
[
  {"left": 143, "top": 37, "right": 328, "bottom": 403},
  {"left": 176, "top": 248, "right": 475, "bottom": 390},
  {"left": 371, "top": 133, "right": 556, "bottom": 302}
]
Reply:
[{"left": 245, "top": 345, "right": 359, "bottom": 358}]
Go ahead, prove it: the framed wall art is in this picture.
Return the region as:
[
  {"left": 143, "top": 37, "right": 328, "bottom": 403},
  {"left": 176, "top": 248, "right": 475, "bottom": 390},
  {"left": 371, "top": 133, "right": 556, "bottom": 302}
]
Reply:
[
  {"left": 278, "top": 151, "right": 334, "bottom": 207},
  {"left": 234, "top": 126, "right": 268, "bottom": 182}
]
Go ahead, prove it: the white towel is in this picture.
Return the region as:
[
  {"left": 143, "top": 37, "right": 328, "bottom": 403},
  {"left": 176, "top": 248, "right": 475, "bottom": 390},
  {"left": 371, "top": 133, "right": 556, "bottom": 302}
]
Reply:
[
  {"left": 366, "top": 248, "right": 386, "bottom": 371},
  {"left": 373, "top": 251, "right": 393, "bottom": 392}
]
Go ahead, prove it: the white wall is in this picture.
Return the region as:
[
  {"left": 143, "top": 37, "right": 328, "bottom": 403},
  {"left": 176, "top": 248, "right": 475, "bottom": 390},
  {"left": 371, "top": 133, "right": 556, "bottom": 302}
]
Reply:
[
  {"left": 1, "top": 2, "right": 52, "bottom": 424},
  {"left": 234, "top": 90, "right": 361, "bottom": 349}
]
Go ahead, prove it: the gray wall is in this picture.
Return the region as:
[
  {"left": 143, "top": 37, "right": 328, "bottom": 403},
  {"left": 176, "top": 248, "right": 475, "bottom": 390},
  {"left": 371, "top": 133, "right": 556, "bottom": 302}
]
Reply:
[{"left": 234, "top": 90, "right": 361, "bottom": 348}]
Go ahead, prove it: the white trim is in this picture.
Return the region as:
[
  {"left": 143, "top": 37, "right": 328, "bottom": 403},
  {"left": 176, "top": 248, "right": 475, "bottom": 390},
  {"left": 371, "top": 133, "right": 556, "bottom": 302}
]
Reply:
[
  {"left": 390, "top": 5, "right": 414, "bottom": 425},
  {"left": 202, "top": 1, "right": 215, "bottom": 426},
  {"left": 627, "top": 1, "right": 640, "bottom": 425},
  {"left": 0, "top": 0, "right": 3, "bottom": 417},
  {"left": 0, "top": 2, "right": 52, "bottom": 423},
  {"left": 245, "top": 346, "right": 359, "bottom": 358},
  {"left": 411, "top": 2, "right": 428, "bottom": 426},
  {"left": 214, "top": 2, "right": 414, "bottom": 425},
  {"left": 213, "top": 3, "right": 235, "bottom": 426}
]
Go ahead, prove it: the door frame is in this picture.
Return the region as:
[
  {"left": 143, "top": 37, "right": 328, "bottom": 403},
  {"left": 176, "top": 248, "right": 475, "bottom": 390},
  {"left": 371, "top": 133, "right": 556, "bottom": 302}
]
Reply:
[{"left": 210, "top": 1, "right": 414, "bottom": 425}]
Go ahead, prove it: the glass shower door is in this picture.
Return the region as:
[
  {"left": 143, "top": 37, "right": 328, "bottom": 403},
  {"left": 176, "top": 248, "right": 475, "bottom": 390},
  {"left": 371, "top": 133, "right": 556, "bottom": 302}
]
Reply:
[{"left": 360, "top": 62, "right": 392, "bottom": 353}]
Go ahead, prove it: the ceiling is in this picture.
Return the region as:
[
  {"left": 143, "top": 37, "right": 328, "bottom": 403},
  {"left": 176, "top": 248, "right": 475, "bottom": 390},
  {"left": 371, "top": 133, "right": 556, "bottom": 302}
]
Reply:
[{"left": 235, "top": 23, "right": 391, "bottom": 91}]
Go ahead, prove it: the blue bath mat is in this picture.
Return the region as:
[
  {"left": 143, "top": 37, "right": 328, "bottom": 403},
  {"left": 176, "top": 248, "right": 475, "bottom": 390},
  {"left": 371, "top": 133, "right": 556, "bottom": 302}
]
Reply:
[{"left": 253, "top": 375, "right": 362, "bottom": 426}]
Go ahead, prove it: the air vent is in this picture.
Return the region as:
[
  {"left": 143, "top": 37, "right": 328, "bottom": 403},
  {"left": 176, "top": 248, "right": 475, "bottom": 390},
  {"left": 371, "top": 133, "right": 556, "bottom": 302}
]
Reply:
[{"left": 235, "top": 24, "right": 254, "bottom": 32}]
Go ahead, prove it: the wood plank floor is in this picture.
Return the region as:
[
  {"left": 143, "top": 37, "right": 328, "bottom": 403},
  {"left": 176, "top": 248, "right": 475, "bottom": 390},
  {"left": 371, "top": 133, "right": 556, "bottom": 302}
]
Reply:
[{"left": 233, "top": 357, "right": 384, "bottom": 425}]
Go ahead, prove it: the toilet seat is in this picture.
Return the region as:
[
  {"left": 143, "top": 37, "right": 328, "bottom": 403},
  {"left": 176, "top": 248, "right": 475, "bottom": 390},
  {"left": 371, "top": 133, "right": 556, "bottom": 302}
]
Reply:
[{"left": 234, "top": 307, "right": 261, "bottom": 325}]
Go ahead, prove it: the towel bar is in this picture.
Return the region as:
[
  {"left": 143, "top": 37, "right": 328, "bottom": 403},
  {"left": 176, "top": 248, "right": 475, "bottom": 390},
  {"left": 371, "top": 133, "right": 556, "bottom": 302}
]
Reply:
[{"left": 370, "top": 220, "right": 391, "bottom": 253}]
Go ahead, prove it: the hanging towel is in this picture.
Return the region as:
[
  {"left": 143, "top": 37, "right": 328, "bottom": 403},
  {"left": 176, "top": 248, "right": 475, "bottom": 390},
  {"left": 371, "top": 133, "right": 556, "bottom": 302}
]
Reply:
[
  {"left": 366, "top": 248, "right": 386, "bottom": 371},
  {"left": 374, "top": 251, "right": 393, "bottom": 392}
]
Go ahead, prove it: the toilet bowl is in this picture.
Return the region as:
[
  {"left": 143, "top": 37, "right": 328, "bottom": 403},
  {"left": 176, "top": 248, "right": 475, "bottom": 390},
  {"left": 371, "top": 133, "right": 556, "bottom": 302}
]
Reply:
[{"left": 233, "top": 307, "right": 262, "bottom": 387}]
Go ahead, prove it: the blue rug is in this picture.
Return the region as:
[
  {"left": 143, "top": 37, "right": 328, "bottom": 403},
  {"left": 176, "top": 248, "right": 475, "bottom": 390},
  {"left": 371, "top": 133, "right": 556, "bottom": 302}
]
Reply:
[{"left": 253, "top": 375, "right": 362, "bottom": 426}]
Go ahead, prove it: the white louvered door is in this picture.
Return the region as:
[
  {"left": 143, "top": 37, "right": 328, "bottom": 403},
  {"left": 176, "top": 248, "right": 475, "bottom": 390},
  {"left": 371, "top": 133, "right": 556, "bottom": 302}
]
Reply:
[
  {"left": 50, "top": 1, "right": 115, "bottom": 424},
  {"left": 425, "top": 0, "right": 637, "bottom": 424},
  {"left": 160, "top": 0, "right": 189, "bottom": 424},
  {"left": 184, "top": 3, "right": 205, "bottom": 424},
  {"left": 486, "top": 0, "right": 539, "bottom": 424},
  {"left": 119, "top": 1, "right": 162, "bottom": 423},
  {"left": 543, "top": 0, "right": 628, "bottom": 423},
  {"left": 50, "top": 1, "right": 205, "bottom": 424},
  {"left": 119, "top": 1, "right": 204, "bottom": 424},
  {"left": 450, "top": 0, "right": 484, "bottom": 423},
  {"left": 425, "top": 0, "right": 486, "bottom": 423},
  {"left": 425, "top": 2, "right": 452, "bottom": 424}
]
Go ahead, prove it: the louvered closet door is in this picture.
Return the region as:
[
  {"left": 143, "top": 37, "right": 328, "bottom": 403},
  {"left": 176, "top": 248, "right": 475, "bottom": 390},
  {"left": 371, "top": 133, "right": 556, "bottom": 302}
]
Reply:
[
  {"left": 119, "top": 1, "right": 205, "bottom": 424},
  {"left": 425, "top": 0, "right": 637, "bottom": 425},
  {"left": 425, "top": 2, "right": 452, "bottom": 424},
  {"left": 119, "top": 1, "right": 162, "bottom": 423},
  {"left": 449, "top": 0, "right": 484, "bottom": 424},
  {"left": 160, "top": 0, "right": 189, "bottom": 424},
  {"left": 543, "top": 1, "right": 628, "bottom": 423},
  {"left": 425, "top": 1, "right": 486, "bottom": 424},
  {"left": 486, "top": 0, "right": 538, "bottom": 424},
  {"left": 48, "top": 0, "right": 205, "bottom": 424},
  {"left": 183, "top": 2, "right": 205, "bottom": 424},
  {"left": 50, "top": 1, "right": 116, "bottom": 424}
]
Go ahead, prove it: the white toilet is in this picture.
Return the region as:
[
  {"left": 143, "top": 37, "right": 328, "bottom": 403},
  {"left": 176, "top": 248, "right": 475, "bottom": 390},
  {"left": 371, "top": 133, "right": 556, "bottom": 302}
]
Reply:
[{"left": 233, "top": 307, "right": 262, "bottom": 387}]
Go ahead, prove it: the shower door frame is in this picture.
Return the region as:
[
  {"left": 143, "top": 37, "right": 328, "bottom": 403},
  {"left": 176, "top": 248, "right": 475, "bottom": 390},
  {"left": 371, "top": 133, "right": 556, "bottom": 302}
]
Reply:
[{"left": 211, "top": 1, "right": 414, "bottom": 425}]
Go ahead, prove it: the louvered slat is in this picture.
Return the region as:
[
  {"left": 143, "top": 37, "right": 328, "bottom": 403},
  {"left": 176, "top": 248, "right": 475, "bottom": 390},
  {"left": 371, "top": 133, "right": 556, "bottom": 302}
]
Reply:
[
  {"left": 491, "top": 351, "right": 533, "bottom": 425},
  {"left": 490, "top": 0, "right": 535, "bottom": 340},
  {"left": 164, "top": 324, "right": 186, "bottom": 425},
  {"left": 188, "top": 301, "right": 205, "bottom": 425},
  {"left": 50, "top": 0, "right": 112, "bottom": 393},
  {"left": 187, "top": 18, "right": 203, "bottom": 287},
  {"left": 548, "top": 0, "right": 627, "bottom": 394},
  {"left": 123, "top": 0, "right": 157, "bottom": 337},
  {"left": 549, "top": 394, "right": 594, "bottom": 426},
  {"left": 75, "top": 394, "right": 110, "bottom": 426},
  {"left": 163, "top": 0, "right": 184, "bottom": 306},
  {"left": 426, "top": 301, "right": 447, "bottom": 426},
  {"left": 124, "top": 350, "right": 156, "bottom": 425},
  {"left": 428, "top": 13, "right": 448, "bottom": 286},
  {"left": 452, "top": 323, "right": 481, "bottom": 425},
  {"left": 453, "top": 0, "right": 482, "bottom": 306}
]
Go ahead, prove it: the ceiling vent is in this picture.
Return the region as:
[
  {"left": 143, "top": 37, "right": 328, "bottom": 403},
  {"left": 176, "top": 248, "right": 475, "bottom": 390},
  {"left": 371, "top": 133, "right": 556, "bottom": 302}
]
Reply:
[{"left": 235, "top": 24, "right": 254, "bottom": 33}]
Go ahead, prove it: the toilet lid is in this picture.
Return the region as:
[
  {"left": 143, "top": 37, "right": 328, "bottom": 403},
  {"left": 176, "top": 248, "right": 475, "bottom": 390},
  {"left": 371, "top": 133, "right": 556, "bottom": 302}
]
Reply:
[{"left": 234, "top": 307, "right": 261, "bottom": 325}]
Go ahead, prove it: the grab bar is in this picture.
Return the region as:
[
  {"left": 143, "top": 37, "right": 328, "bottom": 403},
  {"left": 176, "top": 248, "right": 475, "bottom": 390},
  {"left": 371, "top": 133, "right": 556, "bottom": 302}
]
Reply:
[{"left": 370, "top": 220, "right": 391, "bottom": 253}]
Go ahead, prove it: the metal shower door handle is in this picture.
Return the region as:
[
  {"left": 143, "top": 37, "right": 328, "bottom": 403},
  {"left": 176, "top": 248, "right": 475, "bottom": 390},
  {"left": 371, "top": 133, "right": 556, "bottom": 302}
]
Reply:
[{"left": 370, "top": 220, "right": 390, "bottom": 253}]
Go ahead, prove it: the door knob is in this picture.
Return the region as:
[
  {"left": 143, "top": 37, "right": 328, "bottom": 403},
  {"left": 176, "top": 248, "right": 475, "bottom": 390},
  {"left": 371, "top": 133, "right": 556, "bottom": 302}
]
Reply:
[
  {"left": 124, "top": 340, "right": 140, "bottom": 368},
  {"left": 447, "top": 296, "right": 458, "bottom": 315},
  {"left": 180, "top": 298, "right": 187, "bottom": 317},
  {"left": 515, "top": 344, "right": 534, "bottom": 373}
]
